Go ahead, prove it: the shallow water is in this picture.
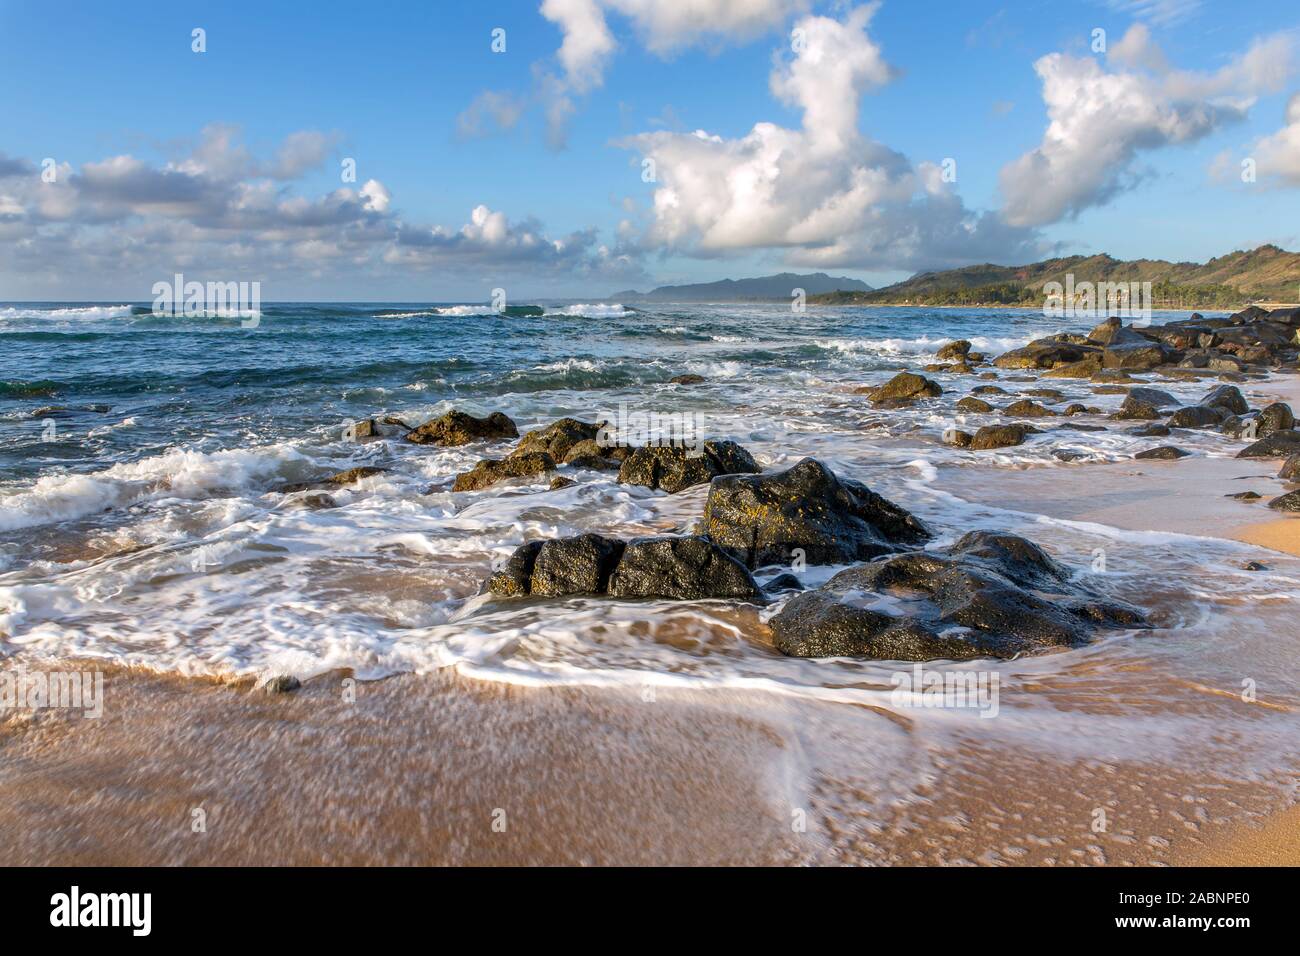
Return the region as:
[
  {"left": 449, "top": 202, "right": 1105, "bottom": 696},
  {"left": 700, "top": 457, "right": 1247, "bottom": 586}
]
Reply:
[{"left": 2, "top": 301, "right": 1298, "bottom": 790}]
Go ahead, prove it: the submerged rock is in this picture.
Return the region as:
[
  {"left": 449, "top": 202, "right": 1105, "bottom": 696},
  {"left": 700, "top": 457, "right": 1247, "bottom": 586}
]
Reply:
[
  {"left": 936, "top": 340, "right": 972, "bottom": 361},
  {"left": 1127, "top": 424, "right": 1171, "bottom": 438},
  {"left": 1005, "top": 399, "right": 1057, "bottom": 418},
  {"left": 858, "top": 371, "right": 943, "bottom": 404},
  {"left": 484, "top": 534, "right": 762, "bottom": 601},
  {"left": 1111, "top": 395, "right": 1163, "bottom": 420},
  {"left": 284, "top": 492, "right": 338, "bottom": 510},
  {"left": 406, "top": 410, "right": 518, "bottom": 446},
  {"left": 1237, "top": 430, "right": 1300, "bottom": 459},
  {"left": 702, "top": 457, "right": 930, "bottom": 568},
  {"left": 618, "top": 439, "right": 759, "bottom": 494},
  {"left": 969, "top": 423, "right": 1035, "bottom": 449},
  {"left": 769, "top": 530, "right": 1147, "bottom": 661},
  {"left": 1134, "top": 446, "right": 1189, "bottom": 460},
  {"left": 669, "top": 374, "right": 706, "bottom": 385},
  {"left": 278, "top": 466, "right": 389, "bottom": 494},
  {"left": 264, "top": 675, "right": 302, "bottom": 694},
  {"left": 453, "top": 452, "right": 555, "bottom": 491},
  {"left": 1267, "top": 490, "right": 1300, "bottom": 512}
]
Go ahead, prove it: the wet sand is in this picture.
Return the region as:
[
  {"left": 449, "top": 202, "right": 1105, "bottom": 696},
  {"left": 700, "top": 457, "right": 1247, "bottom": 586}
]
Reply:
[
  {"left": 1234, "top": 518, "right": 1300, "bottom": 558},
  {"left": 3, "top": 662, "right": 1296, "bottom": 865},
  {"left": 936, "top": 447, "right": 1300, "bottom": 868},
  {"left": 1175, "top": 805, "right": 1300, "bottom": 866}
]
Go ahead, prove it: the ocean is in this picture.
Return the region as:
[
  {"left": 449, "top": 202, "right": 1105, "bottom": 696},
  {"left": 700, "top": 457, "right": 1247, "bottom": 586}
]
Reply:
[{"left": 3, "top": 300, "right": 1299, "bottom": 799}]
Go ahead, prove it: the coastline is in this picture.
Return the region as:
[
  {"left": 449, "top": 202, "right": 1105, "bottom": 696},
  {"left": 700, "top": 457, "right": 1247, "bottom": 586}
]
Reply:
[
  {"left": 5, "top": 305, "right": 1300, "bottom": 867},
  {"left": 5, "top": 437, "right": 1298, "bottom": 866}
]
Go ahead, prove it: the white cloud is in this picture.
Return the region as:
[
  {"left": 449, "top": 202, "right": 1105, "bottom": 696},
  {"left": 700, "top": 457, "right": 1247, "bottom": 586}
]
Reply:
[
  {"left": 542, "top": 0, "right": 617, "bottom": 93},
  {"left": 360, "top": 179, "right": 391, "bottom": 213},
  {"left": 618, "top": 6, "right": 1040, "bottom": 270},
  {"left": 1000, "top": 25, "right": 1294, "bottom": 227},
  {"left": 465, "top": 0, "right": 810, "bottom": 147},
  {"left": 0, "top": 127, "right": 643, "bottom": 289},
  {"left": 1245, "top": 92, "right": 1300, "bottom": 186}
]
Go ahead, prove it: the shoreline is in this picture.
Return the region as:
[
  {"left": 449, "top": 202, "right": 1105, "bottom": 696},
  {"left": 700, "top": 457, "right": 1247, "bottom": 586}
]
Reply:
[
  {"left": 5, "top": 441, "right": 1299, "bottom": 865},
  {"left": 5, "top": 307, "right": 1300, "bottom": 866}
]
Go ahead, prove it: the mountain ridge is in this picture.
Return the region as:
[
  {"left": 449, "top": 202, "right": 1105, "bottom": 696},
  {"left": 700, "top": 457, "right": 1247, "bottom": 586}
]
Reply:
[
  {"left": 610, "top": 272, "right": 872, "bottom": 302},
  {"left": 808, "top": 244, "right": 1300, "bottom": 307}
]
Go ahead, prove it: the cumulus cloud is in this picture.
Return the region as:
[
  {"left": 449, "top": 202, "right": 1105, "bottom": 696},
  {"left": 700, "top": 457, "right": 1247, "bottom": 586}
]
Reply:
[
  {"left": 1000, "top": 24, "right": 1294, "bottom": 227},
  {"left": 1240, "top": 92, "right": 1300, "bottom": 187},
  {"left": 463, "top": 0, "right": 810, "bottom": 147},
  {"left": 0, "top": 125, "right": 643, "bottom": 290},
  {"left": 617, "top": 6, "right": 1041, "bottom": 270},
  {"left": 388, "top": 203, "right": 644, "bottom": 281}
]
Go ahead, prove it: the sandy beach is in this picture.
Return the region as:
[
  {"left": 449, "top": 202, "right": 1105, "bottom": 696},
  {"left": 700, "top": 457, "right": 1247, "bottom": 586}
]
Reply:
[
  {"left": 4, "top": 425, "right": 1298, "bottom": 866},
  {"left": 5, "top": 304, "right": 1300, "bottom": 867}
]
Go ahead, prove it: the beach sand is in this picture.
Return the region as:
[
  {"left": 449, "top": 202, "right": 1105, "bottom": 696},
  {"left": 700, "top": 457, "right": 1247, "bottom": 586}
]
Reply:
[
  {"left": 934, "top": 444, "right": 1300, "bottom": 868},
  {"left": 1233, "top": 518, "right": 1300, "bottom": 558},
  {"left": 2, "top": 661, "right": 1295, "bottom": 866}
]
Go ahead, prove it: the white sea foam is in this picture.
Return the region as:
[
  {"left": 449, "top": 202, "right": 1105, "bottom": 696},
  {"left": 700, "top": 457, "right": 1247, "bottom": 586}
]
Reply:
[
  {"left": 0, "top": 444, "right": 311, "bottom": 531},
  {"left": 0, "top": 304, "right": 136, "bottom": 322},
  {"left": 815, "top": 333, "right": 1041, "bottom": 356},
  {"left": 544, "top": 303, "right": 631, "bottom": 318},
  {"left": 434, "top": 305, "right": 499, "bottom": 316}
]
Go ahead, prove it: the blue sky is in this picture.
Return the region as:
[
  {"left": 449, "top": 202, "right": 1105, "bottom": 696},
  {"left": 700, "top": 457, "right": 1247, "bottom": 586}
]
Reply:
[{"left": 0, "top": 0, "right": 1297, "bottom": 300}]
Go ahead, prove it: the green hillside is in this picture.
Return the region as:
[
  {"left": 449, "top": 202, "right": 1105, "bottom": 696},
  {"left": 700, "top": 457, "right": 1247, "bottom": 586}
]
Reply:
[{"left": 810, "top": 245, "right": 1300, "bottom": 308}]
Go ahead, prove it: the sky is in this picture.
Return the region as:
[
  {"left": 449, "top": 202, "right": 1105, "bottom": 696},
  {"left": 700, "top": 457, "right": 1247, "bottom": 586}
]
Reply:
[{"left": 0, "top": 0, "right": 1297, "bottom": 301}]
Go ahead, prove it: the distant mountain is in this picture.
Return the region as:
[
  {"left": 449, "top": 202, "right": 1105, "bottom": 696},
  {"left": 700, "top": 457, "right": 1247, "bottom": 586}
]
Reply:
[
  {"left": 808, "top": 245, "right": 1300, "bottom": 308},
  {"left": 611, "top": 272, "right": 872, "bottom": 302}
]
